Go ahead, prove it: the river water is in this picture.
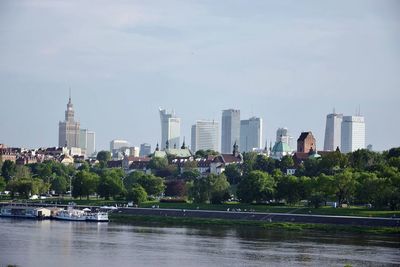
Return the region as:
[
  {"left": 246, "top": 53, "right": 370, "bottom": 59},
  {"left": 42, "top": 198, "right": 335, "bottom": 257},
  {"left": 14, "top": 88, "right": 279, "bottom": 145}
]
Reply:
[{"left": 0, "top": 219, "right": 399, "bottom": 267}]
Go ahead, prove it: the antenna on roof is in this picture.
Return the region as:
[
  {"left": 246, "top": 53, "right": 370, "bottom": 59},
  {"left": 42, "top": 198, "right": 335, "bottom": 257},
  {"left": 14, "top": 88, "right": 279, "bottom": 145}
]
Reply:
[{"left": 333, "top": 107, "right": 335, "bottom": 114}]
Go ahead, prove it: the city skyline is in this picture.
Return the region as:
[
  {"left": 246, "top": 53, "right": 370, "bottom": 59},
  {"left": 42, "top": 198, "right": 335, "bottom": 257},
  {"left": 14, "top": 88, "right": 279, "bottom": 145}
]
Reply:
[{"left": 0, "top": 1, "right": 399, "bottom": 151}]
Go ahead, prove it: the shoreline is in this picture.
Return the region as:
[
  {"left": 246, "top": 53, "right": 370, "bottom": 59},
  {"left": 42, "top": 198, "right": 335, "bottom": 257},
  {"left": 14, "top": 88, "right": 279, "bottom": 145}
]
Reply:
[{"left": 109, "top": 213, "right": 400, "bottom": 235}]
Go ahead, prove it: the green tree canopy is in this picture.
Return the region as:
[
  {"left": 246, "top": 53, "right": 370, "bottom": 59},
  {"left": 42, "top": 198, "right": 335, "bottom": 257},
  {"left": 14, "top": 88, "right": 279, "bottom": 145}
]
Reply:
[
  {"left": 1, "top": 160, "right": 16, "bottom": 181},
  {"left": 126, "top": 184, "right": 148, "bottom": 204},
  {"left": 237, "top": 171, "right": 275, "bottom": 203},
  {"left": 72, "top": 170, "right": 100, "bottom": 199},
  {"left": 224, "top": 164, "right": 242, "bottom": 185},
  {"left": 124, "top": 171, "right": 164, "bottom": 196},
  {"left": 97, "top": 169, "right": 125, "bottom": 200}
]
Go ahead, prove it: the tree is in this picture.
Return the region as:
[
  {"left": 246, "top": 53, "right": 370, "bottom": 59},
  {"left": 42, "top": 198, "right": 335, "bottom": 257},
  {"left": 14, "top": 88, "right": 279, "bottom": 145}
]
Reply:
[
  {"left": 148, "top": 157, "right": 168, "bottom": 170},
  {"left": 279, "top": 155, "right": 295, "bottom": 173},
  {"left": 126, "top": 184, "right": 147, "bottom": 204},
  {"left": 1, "top": 160, "right": 16, "bottom": 182},
  {"left": 97, "top": 151, "right": 111, "bottom": 162},
  {"left": 124, "top": 171, "right": 165, "bottom": 196},
  {"left": 209, "top": 174, "right": 230, "bottom": 204},
  {"left": 97, "top": 169, "right": 124, "bottom": 200},
  {"left": 275, "top": 175, "right": 311, "bottom": 205},
  {"left": 72, "top": 171, "right": 99, "bottom": 199},
  {"left": 348, "top": 149, "right": 384, "bottom": 171},
  {"left": 312, "top": 174, "right": 335, "bottom": 206},
  {"left": 319, "top": 151, "right": 347, "bottom": 175},
  {"left": 355, "top": 172, "right": 387, "bottom": 208},
  {"left": 253, "top": 155, "right": 276, "bottom": 173},
  {"left": 242, "top": 152, "right": 257, "bottom": 175},
  {"left": 188, "top": 174, "right": 230, "bottom": 204},
  {"left": 181, "top": 169, "right": 201, "bottom": 180},
  {"left": 51, "top": 175, "right": 68, "bottom": 194},
  {"left": 0, "top": 176, "right": 5, "bottom": 192},
  {"left": 165, "top": 180, "right": 187, "bottom": 197},
  {"left": 237, "top": 171, "right": 275, "bottom": 203},
  {"left": 333, "top": 169, "right": 357, "bottom": 206},
  {"left": 224, "top": 164, "right": 242, "bottom": 184}
]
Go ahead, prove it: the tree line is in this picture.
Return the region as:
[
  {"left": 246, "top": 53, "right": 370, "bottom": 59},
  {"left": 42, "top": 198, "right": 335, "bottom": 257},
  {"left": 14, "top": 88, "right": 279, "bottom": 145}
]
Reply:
[{"left": 0, "top": 148, "right": 399, "bottom": 209}]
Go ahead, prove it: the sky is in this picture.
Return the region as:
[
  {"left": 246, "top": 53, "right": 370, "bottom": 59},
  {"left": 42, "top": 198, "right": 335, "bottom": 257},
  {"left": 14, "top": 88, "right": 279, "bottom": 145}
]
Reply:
[{"left": 0, "top": 0, "right": 399, "bottom": 152}]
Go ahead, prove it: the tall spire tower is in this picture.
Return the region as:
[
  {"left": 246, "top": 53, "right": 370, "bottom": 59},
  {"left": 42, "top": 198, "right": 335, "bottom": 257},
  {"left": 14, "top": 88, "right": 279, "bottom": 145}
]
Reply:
[{"left": 59, "top": 90, "right": 80, "bottom": 148}]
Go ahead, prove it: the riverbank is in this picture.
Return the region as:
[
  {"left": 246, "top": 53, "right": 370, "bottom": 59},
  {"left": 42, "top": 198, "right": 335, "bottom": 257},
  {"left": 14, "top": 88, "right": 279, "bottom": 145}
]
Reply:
[
  {"left": 110, "top": 213, "right": 400, "bottom": 235},
  {"left": 17, "top": 198, "right": 400, "bottom": 218}
]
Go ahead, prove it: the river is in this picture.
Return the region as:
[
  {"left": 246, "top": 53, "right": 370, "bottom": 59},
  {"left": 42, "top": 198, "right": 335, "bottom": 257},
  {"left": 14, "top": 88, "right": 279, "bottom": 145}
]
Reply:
[{"left": 0, "top": 219, "right": 399, "bottom": 267}]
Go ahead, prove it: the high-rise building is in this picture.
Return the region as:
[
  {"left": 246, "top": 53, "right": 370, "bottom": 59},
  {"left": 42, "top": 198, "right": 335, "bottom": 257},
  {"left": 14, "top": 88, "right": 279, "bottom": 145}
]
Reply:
[
  {"left": 191, "top": 120, "right": 219, "bottom": 152},
  {"left": 221, "top": 109, "right": 240, "bottom": 153},
  {"left": 129, "top": 147, "right": 140, "bottom": 157},
  {"left": 240, "top": 117, "right": 262, "bottom": 152},
  {"left": 323, "top": 112, "right": 343, "bottom": 151},
  {"left": 159, "top": 108, "right": 181, "bottom": 150},
  {"left": 59, "top": 94, "right": 80, "bottom": 148},
  {"left": 110, "top": 139, "right": 130, "bottom": 152},
  {"left": 341, "top": 116, "right": 365, "bottom": 153},
  {"left": 86, "top": 131, "right": 96, "bottom": 157},
  {"left": 276, "top": 127, "right": 293, "bottom": 150},
  {"left": 139, "top": 143, "right": 152, "bottom": 157}
]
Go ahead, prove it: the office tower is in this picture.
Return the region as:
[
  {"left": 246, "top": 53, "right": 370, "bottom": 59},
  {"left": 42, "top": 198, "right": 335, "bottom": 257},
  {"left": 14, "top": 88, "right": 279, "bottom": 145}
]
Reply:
[
  {"left": 86, "top": 131, "right": 96, "bottom": 156},
  {"left": 59, "top": 93, "right": 80, "bottom": 148},
  {"left": 221, "top": 109, "right": 240, "bottom": 153},
  {"left": 240, "top": 117, "right": 262, "bottom": 152},
  {"left": 297, "top": 132, "right": 316, "bottom": 153},
  {"left": 191, "top": 120, "right": 219, "bottom": 152},
  {"left": 129, "top": 147, "right": 140, "bottom": 157},
  {"left": 341, "top": 116, "right": 365, "bottom": 153},
  {"left": 139, "top": 143, "right": 152, "bottom": 157},
  {"left": 159, "top": 108, "right": 181, "bottom": 150},
  {"left": 110, "top": 139, "right": 130, "bottom": 152},
  {"left": 276, "top": 127, "right": 293, "bottom": 150},
  {"left": 323, "top": 112, "right": 343, "bottom": 151}
]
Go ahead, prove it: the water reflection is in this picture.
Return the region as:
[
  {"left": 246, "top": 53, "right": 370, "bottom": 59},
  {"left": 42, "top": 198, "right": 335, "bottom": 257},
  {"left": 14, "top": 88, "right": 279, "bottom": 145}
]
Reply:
[{"left": 0, "top": 218, "right": 399, "bottom": 267}]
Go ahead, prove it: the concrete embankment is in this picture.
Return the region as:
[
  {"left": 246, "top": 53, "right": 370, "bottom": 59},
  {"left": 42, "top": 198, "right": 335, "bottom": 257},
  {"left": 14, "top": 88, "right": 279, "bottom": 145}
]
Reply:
[{"left": 116, "top": 207, "right": 400, "bottom": 227}]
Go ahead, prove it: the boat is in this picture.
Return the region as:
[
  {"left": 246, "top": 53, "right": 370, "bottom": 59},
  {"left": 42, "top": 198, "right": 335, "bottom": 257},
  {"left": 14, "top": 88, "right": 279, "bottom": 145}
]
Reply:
[
  {"left": 53, "top": 206, "right": 109, "bottom": 222},
  {"left": 0, "top": 205, "right": 51, "bottom": 220},
  {"left": 85, "top": 211, "right": 109, "bottom": 222},
  {"left": 54, "top": 207, "right": 86, "bottom": 221}
]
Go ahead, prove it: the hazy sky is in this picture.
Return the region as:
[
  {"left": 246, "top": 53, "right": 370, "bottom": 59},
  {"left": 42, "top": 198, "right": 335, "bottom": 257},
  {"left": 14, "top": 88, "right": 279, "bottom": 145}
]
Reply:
[{"left": 0, "top": 0, "right": 399, "bottom": 152}]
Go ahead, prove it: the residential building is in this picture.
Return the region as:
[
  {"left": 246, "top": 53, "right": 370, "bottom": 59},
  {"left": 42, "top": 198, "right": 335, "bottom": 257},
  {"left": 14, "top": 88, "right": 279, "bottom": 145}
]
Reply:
[
  {"left": 191, "top": 120, "right": 219, "bottom": 152},
  {"left": 58, "top": 94, "right": 80, "bottom": 148},
  {"left": 139, "top": 143, "right": 152, "bottom": 157},
  {"left": 240, "top": 117, "right": 262, "bottom": 152},
  {"left": 159, "top": 108, "right": 181, "bottom": 150},
  {"left": 297, "top": 132, "right": 316, "bottom": 153},
  {"left": 341, "top": 116, "right": 365, "bottom": 153},
  {"left": 323, "top": 112, "right": 343, "bottom": 151},
  {"left": 221, "top": 109, "right": 240, "bottom": 153}
]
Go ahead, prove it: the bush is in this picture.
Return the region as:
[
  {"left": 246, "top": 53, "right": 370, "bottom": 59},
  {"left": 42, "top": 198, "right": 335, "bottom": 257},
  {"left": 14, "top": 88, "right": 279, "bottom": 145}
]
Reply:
[{"left": 160, "top": 198, "right": 187, "bottom": 203}]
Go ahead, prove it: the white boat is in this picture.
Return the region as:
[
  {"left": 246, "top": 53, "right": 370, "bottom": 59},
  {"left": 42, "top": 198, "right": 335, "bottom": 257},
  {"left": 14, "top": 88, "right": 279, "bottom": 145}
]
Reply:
[
  {"left": 85, "top": 211, "right": 109, "bottom": 222},
  {"left": 54, "top": 207, "right": 86, "bottom": 221}
]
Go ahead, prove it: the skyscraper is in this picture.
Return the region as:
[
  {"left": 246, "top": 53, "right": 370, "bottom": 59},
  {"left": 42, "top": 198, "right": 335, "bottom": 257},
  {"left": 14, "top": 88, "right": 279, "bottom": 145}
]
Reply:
[
  {"left": 59, "top": 94, "right": 80, "bottom": 148},
  {"left": 341, "top": 115, "right": 366, "bottom": 153},
  {"left": 191, "top": 120, "right": 219, "bottom": 152},
  {"left": 159, "top": 108, "right": 181, "bottom": 150},
  {"left": 139, "top": 143, "right": 152, "bottom": 157},
  {"left": 221, "top": 109, "right": 240, "bottom": 153},
  {"left": 323, "top": 112, "right": 343, "bottom": 151},
  {"left": 240, "top": 117, "right": 262, "bottom": 152}
]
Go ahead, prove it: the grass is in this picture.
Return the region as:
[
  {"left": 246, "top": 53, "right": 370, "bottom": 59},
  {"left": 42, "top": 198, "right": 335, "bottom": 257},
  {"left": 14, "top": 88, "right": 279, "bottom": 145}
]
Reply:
[
  {"left": 110, "top": 213, "right": 400, "bottom": 235},
  {"left": 12, "top": 197, "right": 400, "bottom": 218}
]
